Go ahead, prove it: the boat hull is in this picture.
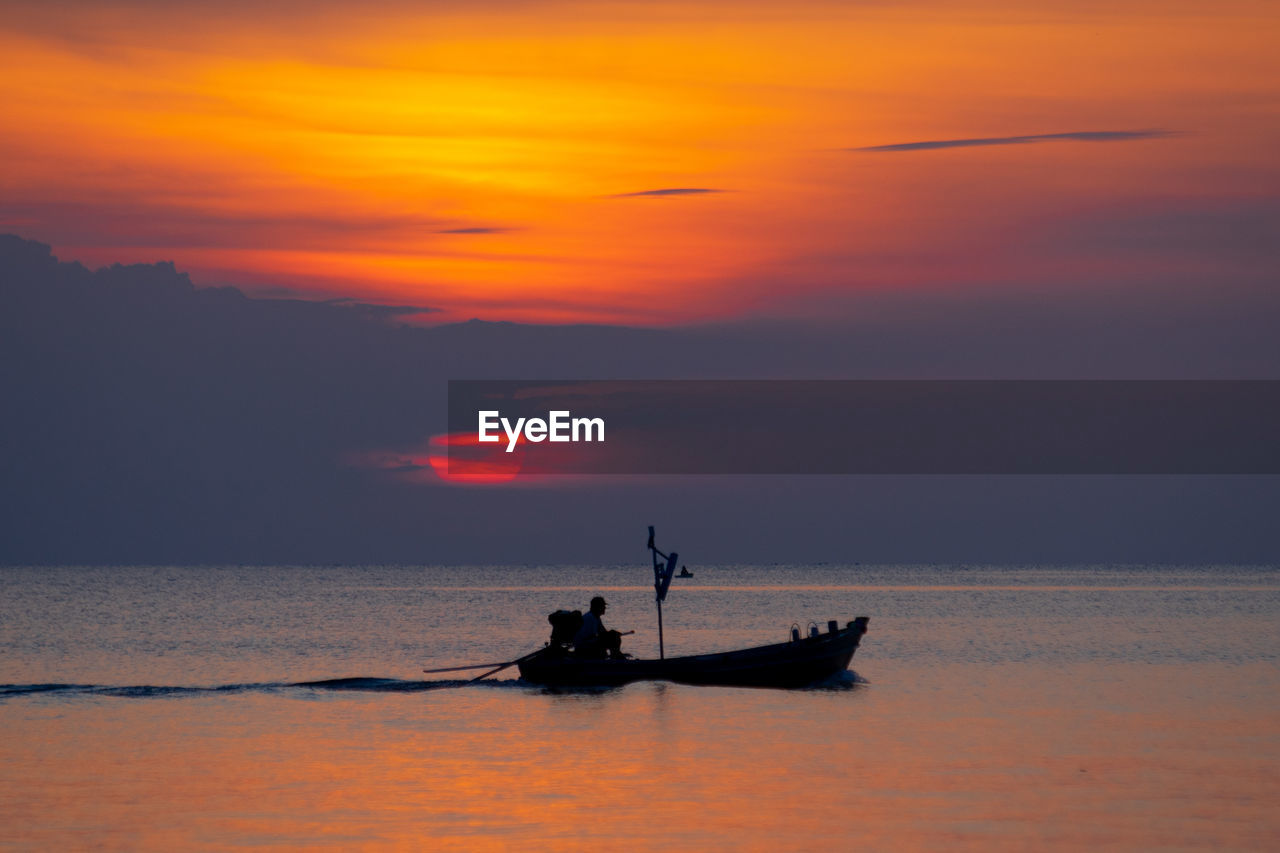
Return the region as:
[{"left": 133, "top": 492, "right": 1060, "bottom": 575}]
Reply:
[{"left": 518, "top": 617, "right": 869, "bottom": 688}]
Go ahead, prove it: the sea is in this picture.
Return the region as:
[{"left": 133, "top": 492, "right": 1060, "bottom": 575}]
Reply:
[{"left": 2, "top": 564, "right": 1277, "bottom": 850}]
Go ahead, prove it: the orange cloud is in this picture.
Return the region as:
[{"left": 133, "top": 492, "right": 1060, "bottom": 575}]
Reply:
[{"left": 2, "top": 1, "right": 1276, "bottom": 323}]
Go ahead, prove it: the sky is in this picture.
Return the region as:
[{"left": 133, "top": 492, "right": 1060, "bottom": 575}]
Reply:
[
  {"left": 1, "top": 0, "right": 1278, "bottom": 563},
  {"left": 2, "top": 0, "right": 1277, "bottom": 324},
  {"left": 3, "top": 234, "right": 1278, "bottom": 563}
]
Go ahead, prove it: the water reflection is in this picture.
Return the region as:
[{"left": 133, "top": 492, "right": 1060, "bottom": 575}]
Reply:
[{"left": 1, "top": 565, "right": 1277, "bottom": 848}]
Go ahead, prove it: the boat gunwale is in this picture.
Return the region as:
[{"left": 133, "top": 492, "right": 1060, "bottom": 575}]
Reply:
[{"left": 517, "top": 618, "right": 868, "bottom": 687}]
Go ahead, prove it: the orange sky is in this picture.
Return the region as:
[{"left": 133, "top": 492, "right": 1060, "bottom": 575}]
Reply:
[{"left": 1, "top": 0, "right": 1277, "bottom": 323}]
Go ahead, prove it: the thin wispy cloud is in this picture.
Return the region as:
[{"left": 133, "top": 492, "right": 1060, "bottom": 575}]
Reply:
[
  {"left": 852, "top": 130, "right": 1175, "bottom": 153},
  {"left": 611, "top": 188, "right": 725, "bottom": 198},
  {"left": 436, "top": 227, "right": 514, "bottom": 234}
]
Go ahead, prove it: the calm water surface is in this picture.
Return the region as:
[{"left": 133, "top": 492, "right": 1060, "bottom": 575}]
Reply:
[{"left": 2, "top": 564, "right": 1277, "bottom": 849}]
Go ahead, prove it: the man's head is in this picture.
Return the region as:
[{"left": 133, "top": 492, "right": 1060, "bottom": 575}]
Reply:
[{"left": 590, "top": 596, "right": 607, "bottom": 615}]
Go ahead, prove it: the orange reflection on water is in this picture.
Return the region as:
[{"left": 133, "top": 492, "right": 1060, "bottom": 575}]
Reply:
[{"left": 1, "top": 661, "right": 1276, "bottom": 849}]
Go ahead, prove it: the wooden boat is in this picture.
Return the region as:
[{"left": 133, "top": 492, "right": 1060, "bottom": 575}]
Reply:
[
  {"left": 423, "top": 527, "right": 873, "bottom": 690},
  {"left": 518, "top": 617, "right": 869, "bottom": 688}
]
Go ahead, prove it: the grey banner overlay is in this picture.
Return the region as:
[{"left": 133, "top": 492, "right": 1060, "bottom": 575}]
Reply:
[{"left": 446, "top": 380, "right": 1280, "bottom": 474}]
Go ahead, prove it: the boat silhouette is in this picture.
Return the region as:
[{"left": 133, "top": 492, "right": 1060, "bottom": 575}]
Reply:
[{"left": 518, "top": 527, "right": 869, "bottom": 688}]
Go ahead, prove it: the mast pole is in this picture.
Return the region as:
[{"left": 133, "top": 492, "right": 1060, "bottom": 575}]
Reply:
[
  {"left": 648, "top": 525, "right": 676, "bottom": 662},
  {"left": 657, "top": 597, "right": 665, "bottom": 659}
]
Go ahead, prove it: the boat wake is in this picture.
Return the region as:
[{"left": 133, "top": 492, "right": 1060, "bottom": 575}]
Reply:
[
  {"left": 807, "top": 669, "right": 869, "bottom": 690},
  {"left": 2, "top": 669, "right": 869, "bottom": 700},
  {"left": 0, "top": 677, "right": 527, "bottom": 700}
]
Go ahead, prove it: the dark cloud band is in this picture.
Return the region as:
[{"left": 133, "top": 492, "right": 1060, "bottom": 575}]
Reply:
[
  {"left": 853, "top": 130, "right": 1174, "bottom": 153},
  {"left": 611, "top": 188, "right": 724, "bottom": 198},
  {"left": 436, "top": 227, "right": 514, "bottom": 234}
]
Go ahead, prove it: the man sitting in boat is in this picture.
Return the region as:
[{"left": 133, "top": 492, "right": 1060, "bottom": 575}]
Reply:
[{"left": 573, "top": 596, "right": 624, "bottom": 659}]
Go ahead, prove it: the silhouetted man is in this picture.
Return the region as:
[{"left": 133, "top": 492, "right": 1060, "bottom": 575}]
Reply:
[{"left": 573, "top": 596, "right": 623, "bottom": 659}]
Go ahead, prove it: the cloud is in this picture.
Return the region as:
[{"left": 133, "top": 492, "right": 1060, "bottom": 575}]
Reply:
[
  {"left": 852, "top": 130, "right": 1175, "bottom": 153},
  {"left": 0, "top": 198, "right": 451, "bottom": 251},
  {"left": 610, "top": 188, "right": 725, "bottom": 198},
  {"left": 318, "top": 297, "right": 438, "bottom": 317},
  {"left": 3, "top": 233, "right": 1278, "bottom": 564},
  {"left": 435, "top": 227, "right": 515, "bottom": 234}
]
